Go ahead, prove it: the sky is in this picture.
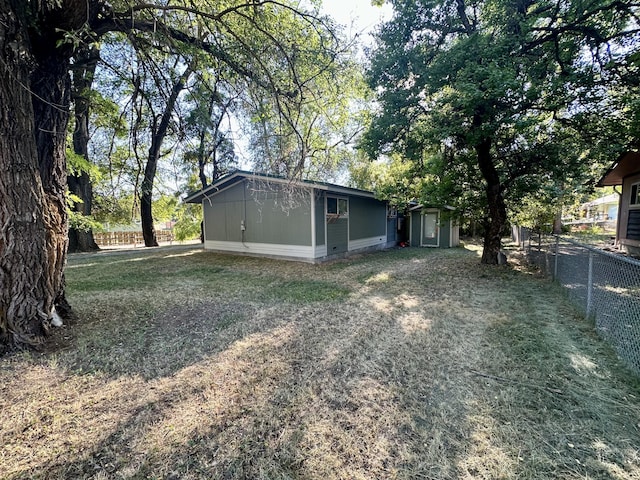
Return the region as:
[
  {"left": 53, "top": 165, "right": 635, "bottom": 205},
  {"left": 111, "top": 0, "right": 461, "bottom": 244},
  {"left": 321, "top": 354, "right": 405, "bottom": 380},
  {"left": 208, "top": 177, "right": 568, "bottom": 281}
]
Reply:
[
  {"left": 229, "top": 0, "right": 394, "bottom": 171},
  {"left": 319, "top": 0, "right": 393, "bottom": 46}
]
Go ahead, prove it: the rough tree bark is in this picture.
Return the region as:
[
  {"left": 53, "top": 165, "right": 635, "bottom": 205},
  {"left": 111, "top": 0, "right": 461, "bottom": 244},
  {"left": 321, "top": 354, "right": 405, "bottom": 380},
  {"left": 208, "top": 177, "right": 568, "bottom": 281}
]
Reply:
[
  {"left": 68, "top": 45, "right": 100, "bottom": 253},
  {"left": 0, "top": 0, "right": 331, "bottom": 350},
  {"left": 475, "top": 137, "right": 507, "bottom": 265},
  {"left": 0, "top": 0, "right": 79, "bottom": 350},
  {"left": 141, "top": 66, "right": 194, "bottom": 247}
]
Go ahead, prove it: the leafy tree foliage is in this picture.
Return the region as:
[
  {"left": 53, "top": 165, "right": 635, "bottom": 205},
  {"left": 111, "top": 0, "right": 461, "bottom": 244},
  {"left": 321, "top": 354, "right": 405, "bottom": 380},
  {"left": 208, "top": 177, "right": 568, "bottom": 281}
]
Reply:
[
  {"left": 363, "top": 0, "right": 640, "bottom": 263},
  {"left": 181, "top": 75, "right": 238, "bottom": 189},
  {"left": 0, "top": 0, "right": 346, "bottom": 350},
  {"left": 173, "top": 203, "right": 204, "bottom": 241}
]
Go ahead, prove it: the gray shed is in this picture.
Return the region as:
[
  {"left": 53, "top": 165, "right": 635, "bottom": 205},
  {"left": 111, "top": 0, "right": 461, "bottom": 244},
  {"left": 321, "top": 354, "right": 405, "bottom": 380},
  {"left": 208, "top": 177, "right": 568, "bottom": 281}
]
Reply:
[
  {"left": 184, "top": 170, "right": 398, "bottom": 262},
  {"left": 406, "top": 205, "right": 460, "bottom": 248}
]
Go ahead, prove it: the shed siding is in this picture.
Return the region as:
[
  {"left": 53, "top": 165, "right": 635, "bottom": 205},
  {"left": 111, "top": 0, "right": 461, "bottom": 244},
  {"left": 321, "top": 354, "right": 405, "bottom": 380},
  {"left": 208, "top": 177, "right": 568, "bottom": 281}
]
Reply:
[
  {"left": 204, "top": 183, "right": 244, "bottom": 242},
  {"left": 408, "top": 209, "right": 458, "bottom": 248},
  {"left": 440, "top": 215, "right": 451, "bottom": 247},
  {"left": 387, "top": 217, "right": 397, "bottom": 244},
  {"left": 204, "top": 182, "right": 312, "bottom": 246},
  {"left": 315, "top": 191, "right": 325, "bottom": 246},
  {"left": 349, "top": 196, "right": 386, "bottom": 240},
  {"left": 410, "top": 212, "right": 421, "bottom": 246},
  {"left": 327, "top": 218, "right": 349, "bottom": 254}
]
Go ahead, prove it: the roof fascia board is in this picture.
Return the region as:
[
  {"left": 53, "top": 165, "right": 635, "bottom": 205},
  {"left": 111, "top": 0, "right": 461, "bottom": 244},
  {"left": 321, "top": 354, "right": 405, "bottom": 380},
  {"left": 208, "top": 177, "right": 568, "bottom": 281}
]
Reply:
[
  {"left": 184, "top": 170, "right": 377, "bottom": 203},
  {"left": 183, "top": 171, "right": 247, "bottom": 203},
  {"left": 408, "top": 204, "right": 456, "bottom": 211},
  {"left": 597, "top": 151, "right": 640, "bottom": 187}
]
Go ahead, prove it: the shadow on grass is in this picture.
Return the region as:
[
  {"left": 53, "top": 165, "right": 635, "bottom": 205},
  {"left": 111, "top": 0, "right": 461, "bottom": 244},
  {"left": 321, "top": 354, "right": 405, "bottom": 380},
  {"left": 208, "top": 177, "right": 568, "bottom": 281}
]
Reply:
[{"left": 4, "top": 245, "right": 640, "bottom": 479}]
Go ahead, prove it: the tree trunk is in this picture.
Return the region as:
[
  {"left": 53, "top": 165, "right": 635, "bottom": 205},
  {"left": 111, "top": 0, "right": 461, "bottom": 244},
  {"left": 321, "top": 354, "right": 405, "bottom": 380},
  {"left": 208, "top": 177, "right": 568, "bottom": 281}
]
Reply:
[
  {"left": 475, "top": 138, "right": 507, "bottom": 265},
  {"left": 140, "top": 173, "right": 159, "bottom": 247},
  {"left": 69, "top": 45, "right": 100, "bottom": 253},
  {"left": 0, "top": 1, "right": 71, "bottom": 350},
  {"left": 552, "top": 209, "right": 563, "bottom": 235},
  {"left": 141, "top": 67, "right": 193, "bottom": 247}
]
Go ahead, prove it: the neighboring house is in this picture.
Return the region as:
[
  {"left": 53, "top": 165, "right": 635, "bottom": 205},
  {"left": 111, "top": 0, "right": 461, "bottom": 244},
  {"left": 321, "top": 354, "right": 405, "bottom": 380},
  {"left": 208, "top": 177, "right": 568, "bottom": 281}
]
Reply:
[
  {"left": 597, "top": 151, "right": 640, "bottom": 256},
  {"left": 183, "top": 170, "right": 399, "bottom": 263},
  {"left": 579, "top": 193, "right": 620, "bottom": 222},
  {"left": 562, "top": 193, "right": 619, "bottom": 233},
  {"left": 406, "top": 205, "right": 460, "bottom": 248}
]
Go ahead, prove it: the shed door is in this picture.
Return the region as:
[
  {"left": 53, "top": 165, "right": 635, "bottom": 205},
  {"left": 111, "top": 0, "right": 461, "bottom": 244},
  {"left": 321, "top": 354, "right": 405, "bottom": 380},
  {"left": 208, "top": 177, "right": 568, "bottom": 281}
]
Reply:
[
  {"left": 326, "top": 196, "right": 348, "bottom": 254},
  {"left": 421, "top": 211, "right": 440, "bottom": 247}
]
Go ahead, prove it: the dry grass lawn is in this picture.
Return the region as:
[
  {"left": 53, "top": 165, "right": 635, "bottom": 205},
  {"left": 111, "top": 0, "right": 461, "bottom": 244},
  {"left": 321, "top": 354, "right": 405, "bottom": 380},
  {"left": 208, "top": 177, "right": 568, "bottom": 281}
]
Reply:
[{"left": 1, "top": 243, "right": 640, "bottom": 479}]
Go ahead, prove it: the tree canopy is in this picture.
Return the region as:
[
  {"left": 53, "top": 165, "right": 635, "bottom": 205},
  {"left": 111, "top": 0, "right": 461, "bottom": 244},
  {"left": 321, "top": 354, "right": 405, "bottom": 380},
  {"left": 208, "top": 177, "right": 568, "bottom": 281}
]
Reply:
[
  {"left": 363, "top": 0, "right": 640, "bottom": 263},
  {"left": 0, "top": 0, "right": 352, "bottom": 350}
]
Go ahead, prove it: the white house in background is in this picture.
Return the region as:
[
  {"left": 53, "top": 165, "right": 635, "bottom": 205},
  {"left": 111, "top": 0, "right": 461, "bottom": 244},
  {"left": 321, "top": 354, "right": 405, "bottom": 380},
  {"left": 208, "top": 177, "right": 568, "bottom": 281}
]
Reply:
[{"left": 579, "top": 193, "right": 620, "bottom": 221}]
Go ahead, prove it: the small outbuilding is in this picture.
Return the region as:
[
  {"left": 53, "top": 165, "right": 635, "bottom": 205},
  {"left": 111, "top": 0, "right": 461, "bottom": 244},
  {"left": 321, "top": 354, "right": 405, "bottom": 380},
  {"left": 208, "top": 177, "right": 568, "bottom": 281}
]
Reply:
[
  {"left": 406, "top": 205, "right": 460, "bottom": 248},
  {"left": 597, "top": 151, "right": 640, "bottom": 256},
  {"left": 184, "top": 170, "right": 399, "bottom": 262}
]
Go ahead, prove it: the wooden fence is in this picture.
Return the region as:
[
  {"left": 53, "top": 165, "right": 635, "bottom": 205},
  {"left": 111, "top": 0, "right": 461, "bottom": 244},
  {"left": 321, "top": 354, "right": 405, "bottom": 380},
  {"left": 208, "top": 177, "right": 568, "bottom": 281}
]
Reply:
[{"left": 93, "top": 231, "right": 174, "bottom": 247}]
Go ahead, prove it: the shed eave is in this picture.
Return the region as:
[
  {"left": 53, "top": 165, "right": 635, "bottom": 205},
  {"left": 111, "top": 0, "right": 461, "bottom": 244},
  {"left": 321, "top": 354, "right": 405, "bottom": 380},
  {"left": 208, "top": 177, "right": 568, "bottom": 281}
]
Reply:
[
  {"left": 597, "top": 151, "right": 640, "bottom": 187},
  {"left": 183, "top": 169, "right": 379, "bottom": 203},
  {"left": 408, "top": 204, "right": 455, "bottom": 212},
  {"left": 183, "top": 171, "right": 249, "bottom": 203}
]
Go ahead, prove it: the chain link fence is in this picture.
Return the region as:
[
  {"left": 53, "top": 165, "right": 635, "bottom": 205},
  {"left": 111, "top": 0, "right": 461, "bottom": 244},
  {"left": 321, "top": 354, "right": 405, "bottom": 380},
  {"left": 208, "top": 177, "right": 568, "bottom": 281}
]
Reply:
[{"left": 525, "top": 235, "right": 640, "bottom": 375}]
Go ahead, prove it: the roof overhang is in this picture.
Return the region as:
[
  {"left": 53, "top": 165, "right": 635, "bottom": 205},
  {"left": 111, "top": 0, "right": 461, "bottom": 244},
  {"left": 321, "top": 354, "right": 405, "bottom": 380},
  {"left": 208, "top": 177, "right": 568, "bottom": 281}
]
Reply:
[
  {"left": 408, "top": 204, "right": 456, "bottom": 212},
  {"left": 183, "top": 170, "right": 378, "bottom": 204},
  {"left": 597, "top": 151, "right": 640, "bottom": 187}
]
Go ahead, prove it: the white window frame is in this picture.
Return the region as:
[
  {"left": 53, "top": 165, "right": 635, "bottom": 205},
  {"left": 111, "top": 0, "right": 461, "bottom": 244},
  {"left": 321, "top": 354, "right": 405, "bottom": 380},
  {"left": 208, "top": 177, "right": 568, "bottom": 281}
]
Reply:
[
  {"left": 421, "top": 210, "right": 440, "bottom": 247},
  {"left": 327, "top": 196, "right": 348, "bottom": 217},
  {"left": 630, "top": 182, "right": 640, "bottom": 207}
]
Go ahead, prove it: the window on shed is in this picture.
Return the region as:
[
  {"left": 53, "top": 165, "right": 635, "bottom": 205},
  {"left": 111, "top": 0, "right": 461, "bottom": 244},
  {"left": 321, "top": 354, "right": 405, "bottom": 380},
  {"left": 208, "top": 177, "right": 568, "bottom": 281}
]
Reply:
[
  {"left": 327, "top": 196, "right": 348, "bottom": 216},
  {"left": 327, "top": 197, "right": 337, "bottom": 214},
  {"left": 338, "top": 199, "right": 348, "bottom": 215},
  {"left": 631, "top": 183, "right": 640, "bottom": 206}
]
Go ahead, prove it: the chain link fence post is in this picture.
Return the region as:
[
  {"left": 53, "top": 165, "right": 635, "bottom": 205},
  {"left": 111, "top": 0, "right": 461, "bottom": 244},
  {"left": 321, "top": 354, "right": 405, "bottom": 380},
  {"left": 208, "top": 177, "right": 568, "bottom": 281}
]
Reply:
[
  {"left": 586, "top": 250, "right": 594, "bottom": 319},
  {"left": 553, "top": 236, "right": 559, "bottom": 281}
]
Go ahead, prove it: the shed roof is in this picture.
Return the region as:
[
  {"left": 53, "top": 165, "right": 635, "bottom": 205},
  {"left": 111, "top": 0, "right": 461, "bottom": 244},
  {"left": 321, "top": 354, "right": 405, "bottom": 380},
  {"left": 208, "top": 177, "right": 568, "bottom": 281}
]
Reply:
[
  {"left": 183, "top": 170, "right": 379, "bottom": 204},
  {"left": 408, "top": 203, "right": 456, "bottom": 212},
  {"left": 597, "top": 151, "right": 640, "bottom": 187}
]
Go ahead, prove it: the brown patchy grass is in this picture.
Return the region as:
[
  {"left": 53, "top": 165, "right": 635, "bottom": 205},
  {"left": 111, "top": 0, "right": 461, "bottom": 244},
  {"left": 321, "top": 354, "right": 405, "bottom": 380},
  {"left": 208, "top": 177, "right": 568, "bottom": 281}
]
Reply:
[{"left": 1, "top": 243, "right": 640, "bottom": 479}]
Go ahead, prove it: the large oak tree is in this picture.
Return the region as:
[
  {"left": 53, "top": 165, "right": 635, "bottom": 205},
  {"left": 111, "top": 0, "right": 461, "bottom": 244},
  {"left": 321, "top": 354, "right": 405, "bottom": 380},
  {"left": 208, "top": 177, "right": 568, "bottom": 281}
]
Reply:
[
  {"left": 0, "top": 0, "right": 341, "bottom": 350},
  {"left": 364, "top": 0, "right": 640, "bottom": 263}
]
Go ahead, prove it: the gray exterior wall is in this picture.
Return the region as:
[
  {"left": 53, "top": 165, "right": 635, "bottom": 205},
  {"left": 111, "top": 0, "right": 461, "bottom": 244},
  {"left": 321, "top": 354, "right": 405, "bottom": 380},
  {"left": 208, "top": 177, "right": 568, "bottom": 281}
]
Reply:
[
  {"left": 387, "top": 217, "right": 398, "bottom": 244},
  {"left": 204, "top": 182, "right": 245, "bottom": 242},
  {"left": 440, "top": 214, "right": 451, "bottom": 248},
  {"left": 410, "top": 211, "right": 421, "bottom": 246},
  {"left": 620, "top": 172, "right": 640, "bottom": 254},
  {"left": 408, "top": 209, "right": 458, "bottom": 248},
  {"left": 203, "top": 181, "right": 312, "bottom": 246},
  {"left": 198, "top": 176, "right": 391, "bottom": 261},
  {"left": 327, "top": 218, "right": 349, "bottom": 254},
  {"left": 348, "top": 196, "right": 387, "bottom": 240},
  {"left": 314, "top": 191, "right": 325, "bottom": 246}
]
